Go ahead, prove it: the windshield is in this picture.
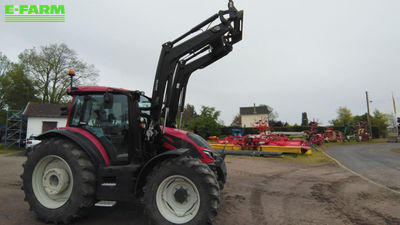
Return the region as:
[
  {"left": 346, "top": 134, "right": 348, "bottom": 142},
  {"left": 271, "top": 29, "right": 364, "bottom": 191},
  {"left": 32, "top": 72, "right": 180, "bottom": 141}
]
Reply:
[
  {"left": 139, "top": 95, "right": 151, "bottom": 115},
  {"left": 187, "top": 132, "right": 213, "bottom": 150}
]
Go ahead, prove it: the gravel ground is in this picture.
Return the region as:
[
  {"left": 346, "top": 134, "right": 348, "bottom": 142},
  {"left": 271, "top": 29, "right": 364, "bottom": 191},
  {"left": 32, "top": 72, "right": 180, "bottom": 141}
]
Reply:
[{"left": 1, "top": 150, "right": 400, "bottom": 225}]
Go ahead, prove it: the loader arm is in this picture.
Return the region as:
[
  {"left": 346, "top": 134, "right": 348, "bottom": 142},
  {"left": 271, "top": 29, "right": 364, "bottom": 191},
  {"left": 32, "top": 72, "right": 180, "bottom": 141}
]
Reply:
[
  {"left": 149, "top": 0, "right": 243, "bottom": 138},
  {"left": 165, "top": 44, "right": 231, "bottom": 128}
]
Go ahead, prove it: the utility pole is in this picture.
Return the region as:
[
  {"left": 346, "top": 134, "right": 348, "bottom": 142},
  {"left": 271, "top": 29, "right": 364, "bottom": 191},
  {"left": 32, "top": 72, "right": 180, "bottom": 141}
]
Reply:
[
  {"left": 393, "top": 93, "right": 399, "bottom": 137},
  {"left": 365, "top": 91, "right": 373, "bottom": 139}
]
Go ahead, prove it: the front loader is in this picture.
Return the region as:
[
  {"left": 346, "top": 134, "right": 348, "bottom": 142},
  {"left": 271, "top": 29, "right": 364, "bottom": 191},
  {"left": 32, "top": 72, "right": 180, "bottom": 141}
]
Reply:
[{"left": 21, "top": 1, "right": 243, "bottom": 225}]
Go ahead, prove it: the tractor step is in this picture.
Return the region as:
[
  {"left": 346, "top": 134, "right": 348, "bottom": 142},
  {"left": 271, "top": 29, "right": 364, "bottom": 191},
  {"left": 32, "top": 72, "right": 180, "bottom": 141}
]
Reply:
[
  {"left": 95, "top": 200, "right": 117, "bottom": 207},
  {"left": 101, "top": 182, "right": 117, "bottom": 187}
]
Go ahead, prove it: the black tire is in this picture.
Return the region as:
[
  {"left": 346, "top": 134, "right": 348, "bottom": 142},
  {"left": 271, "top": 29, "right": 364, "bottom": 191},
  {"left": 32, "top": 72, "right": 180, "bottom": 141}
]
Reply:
[
  {"left": 143, "top": 156, "right": 220, "bottom": 225},
  {"left": 218, "top": 179, "right": 225, "bottom": 190},
  {"left": 21, "top": 137, "right": 96, "bottom": 224},
  {"left": 25, "top": 147, "right": 32, "bottom": 156}
]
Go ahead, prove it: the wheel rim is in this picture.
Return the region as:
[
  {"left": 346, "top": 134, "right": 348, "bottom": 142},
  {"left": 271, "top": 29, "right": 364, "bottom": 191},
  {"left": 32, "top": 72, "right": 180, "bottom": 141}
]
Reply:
[
  {"left": 156, "top": 175, "right": 200, "bottom": 224},
  {"left": 32, "top": 155, "right": 73, "bottom": 209}
]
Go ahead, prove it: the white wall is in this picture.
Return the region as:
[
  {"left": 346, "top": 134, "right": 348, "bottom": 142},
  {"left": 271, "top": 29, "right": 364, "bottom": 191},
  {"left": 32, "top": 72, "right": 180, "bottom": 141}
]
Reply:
[
  {"left": 241, "top": 114, "right": 268, "bottom": 128},
  {"left": 26, "top": 117, "right": 67, "bottom": 138}
]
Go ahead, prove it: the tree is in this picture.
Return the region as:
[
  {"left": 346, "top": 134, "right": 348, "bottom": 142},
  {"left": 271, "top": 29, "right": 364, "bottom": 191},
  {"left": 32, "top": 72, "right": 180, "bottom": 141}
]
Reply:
[
  {"left": 371, "top": 110, "right": 390, "bottom": 138},
  {"left": 0, "top": 53, "right": 12, "bottom": 126},
  {"left": 187, "top": 106, "right": 222, "bottom": 138},
  {"left": 19, "top": 43, "right": 99, "bottom": 104},
  {"left": 331, "top": 107, "right": 390, "bottom": 138},
  {"left": 0, "top": 64, "right": 39, "bottom": 110},
  {"left": 0, "top": 53, "right": 11, "bottom": 76},
  {"left": 388, "top": 114, "right": 397, "bottom": 129},
  {"left": 180, "top": 104, "right": 197, "bottom": 128},
  {"left": 331, "top": 107, "right": 353, "bottom": 126},
  {"left": 269, "top": 120, "right": 285, "bottom": 127},
  {"left": 301, "top": 112, "right": 309, "bottom": 126},
  {"left": 259, "top": 104, "right": 278, "bottom": 121},
  {"left": 231, "top": 113, "right": 241, "bottom": 126},
  {"left": 353, "top": 113, "right": 367, "bottom": 124}
]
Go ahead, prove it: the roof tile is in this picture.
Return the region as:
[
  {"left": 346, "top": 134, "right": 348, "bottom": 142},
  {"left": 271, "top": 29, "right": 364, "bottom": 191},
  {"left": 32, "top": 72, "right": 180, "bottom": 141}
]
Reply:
[{"left": 23, "top": 102, "right": 68, "bottom": 118}]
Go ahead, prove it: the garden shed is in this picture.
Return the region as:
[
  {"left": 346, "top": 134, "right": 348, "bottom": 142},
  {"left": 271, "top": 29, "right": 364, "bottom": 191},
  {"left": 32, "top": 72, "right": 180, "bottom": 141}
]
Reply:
[{"left": 23, "top": 102, "right": 68, "bottom": 138}]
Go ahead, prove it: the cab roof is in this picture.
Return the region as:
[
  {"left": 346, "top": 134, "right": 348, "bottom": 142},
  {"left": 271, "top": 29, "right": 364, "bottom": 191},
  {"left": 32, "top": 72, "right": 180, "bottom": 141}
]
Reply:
[{"left": 68, "top": 86, "right": 134, "bottom": 94}]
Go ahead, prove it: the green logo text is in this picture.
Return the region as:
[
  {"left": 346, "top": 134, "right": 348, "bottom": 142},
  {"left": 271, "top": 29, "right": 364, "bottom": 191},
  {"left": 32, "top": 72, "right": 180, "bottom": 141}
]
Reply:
[{"left": 4, "top": 5, "right": 65, "bottom": 22}]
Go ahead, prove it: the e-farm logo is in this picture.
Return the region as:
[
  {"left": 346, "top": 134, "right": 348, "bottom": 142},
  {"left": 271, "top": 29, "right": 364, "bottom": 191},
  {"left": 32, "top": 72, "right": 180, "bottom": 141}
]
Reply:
[{"left": 4, "top": 5, "right": 65, "bottom": 22}]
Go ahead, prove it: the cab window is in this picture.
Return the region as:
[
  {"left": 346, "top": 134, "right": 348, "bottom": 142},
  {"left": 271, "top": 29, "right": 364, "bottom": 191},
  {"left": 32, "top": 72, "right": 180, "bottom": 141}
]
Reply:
[{"left": 69, "top": 94, "right": 130, "bottom": 163}]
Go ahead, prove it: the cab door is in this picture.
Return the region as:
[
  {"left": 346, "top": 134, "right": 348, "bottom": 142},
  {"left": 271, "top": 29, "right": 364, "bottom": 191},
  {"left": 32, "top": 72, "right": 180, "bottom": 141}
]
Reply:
[{"left": 69, "top": 93, "right": 132, "bottom": 164}]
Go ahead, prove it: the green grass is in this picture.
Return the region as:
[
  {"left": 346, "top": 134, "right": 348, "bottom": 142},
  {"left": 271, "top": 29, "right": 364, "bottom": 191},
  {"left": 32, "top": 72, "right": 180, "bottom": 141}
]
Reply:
[
  {"left": 277, "top": 148, "right": 334, "bottom": 165},
  {"left": 0, "top": 149, "right": 22, "bottom": 155},
  {"left": 0, "top": 144, "right": 24, "bottom": 154},
  {"left": 391, "top": 148, "right": 400, "bottom": 154}
]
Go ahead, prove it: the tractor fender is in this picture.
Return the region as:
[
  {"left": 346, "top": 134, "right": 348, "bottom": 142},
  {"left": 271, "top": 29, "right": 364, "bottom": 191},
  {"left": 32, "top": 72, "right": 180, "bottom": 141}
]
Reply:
[
  {"left": 36, "top": 129, "right": 107, "bottom": 166},
  {"left": 135, "top": 148, "right": 195, "bottom": 196}
]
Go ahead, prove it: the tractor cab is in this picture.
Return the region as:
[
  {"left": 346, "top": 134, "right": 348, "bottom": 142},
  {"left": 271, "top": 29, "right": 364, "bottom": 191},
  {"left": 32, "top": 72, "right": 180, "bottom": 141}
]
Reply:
[
  {"left": 66, "top": 86, "right": 152, "bottom": 164},
  {"left": 66, "top": 85, "right": 217, "bottom": 165}
]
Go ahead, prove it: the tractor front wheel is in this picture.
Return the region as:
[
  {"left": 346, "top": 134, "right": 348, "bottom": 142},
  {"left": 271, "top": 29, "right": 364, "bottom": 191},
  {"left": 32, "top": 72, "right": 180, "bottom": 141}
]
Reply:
[
  {"left": 22, "top": 137, "right": 96, "bottom": 224},
  {"left": 143, "top": 156, "right": 220, "bottom": 225}
]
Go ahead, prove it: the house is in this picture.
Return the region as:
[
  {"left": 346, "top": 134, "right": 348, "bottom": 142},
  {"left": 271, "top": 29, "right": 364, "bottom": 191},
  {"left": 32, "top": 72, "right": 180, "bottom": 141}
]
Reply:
[
  {"left": 240, "top": 105, "right": 269, "bottom": 127},
  {"left": 23, "top": 102, "right": 68, "bottom": 138}
]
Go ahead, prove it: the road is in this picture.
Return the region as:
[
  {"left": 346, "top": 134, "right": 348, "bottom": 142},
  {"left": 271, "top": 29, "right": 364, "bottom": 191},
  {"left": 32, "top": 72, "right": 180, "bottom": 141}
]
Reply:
[{"left": 325, "top": 143, "right": 400, "bottom": 192}]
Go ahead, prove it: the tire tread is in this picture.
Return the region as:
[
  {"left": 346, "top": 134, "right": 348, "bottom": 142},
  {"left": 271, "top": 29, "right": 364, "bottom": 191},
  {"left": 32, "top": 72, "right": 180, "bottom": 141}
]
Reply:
[
  {"left": 143, "top": 156, "right": 220, "bottom": 225},
  {"left": 21, "top": 137, "right": 96, "bottom": 224}
]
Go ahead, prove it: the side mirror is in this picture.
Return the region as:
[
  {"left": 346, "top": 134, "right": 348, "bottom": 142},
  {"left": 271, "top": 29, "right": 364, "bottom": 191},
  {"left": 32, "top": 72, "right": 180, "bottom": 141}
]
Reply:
[
  {"left": 104, "top": 92, "right": 114, "bottom": 109},
  {"left": 60, "top": 106, "right": 69, "bottom": 116}
]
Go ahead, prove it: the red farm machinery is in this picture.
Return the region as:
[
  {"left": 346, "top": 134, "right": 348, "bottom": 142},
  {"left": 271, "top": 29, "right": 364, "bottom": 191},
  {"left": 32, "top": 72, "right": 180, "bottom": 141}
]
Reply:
[
  {"left": 212, "top": 120, "right": 312, "bottom": 155},
  {"left": 323, "top": 127, "right": 343, "bottom": 142},
  {"left": 21, "top": 2, "right": 243, "bottom": 225},
  {"left": 354, "top": 122, "right": 370, "bottom": 141},
  {"left": 305, "top": 122, "right": 324, "bottom": 146}
]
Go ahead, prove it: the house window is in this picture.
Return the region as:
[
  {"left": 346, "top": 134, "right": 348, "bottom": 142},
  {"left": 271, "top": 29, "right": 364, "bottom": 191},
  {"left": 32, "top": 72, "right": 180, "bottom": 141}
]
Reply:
[{"left": 42, "top": 121, "right": 58, "bottom": 133}]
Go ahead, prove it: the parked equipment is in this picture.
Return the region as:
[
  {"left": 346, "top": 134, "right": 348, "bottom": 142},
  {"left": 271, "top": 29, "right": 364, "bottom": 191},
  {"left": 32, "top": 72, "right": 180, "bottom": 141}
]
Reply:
[
  {"left": 22, "top": 2, "right": 243, "bottom": 224},
  {"left": 342, "top": 123, "right": 355, "bottom": 142},
  {"left": 355, "top": 122, "right": 370, "bottom": 141},
  {"left": 212, "top": 120, "right": 311, "bottom": 154},
  {"left": 305, "top": 122, "right": 324, "bottom": 146},
  {"left": 323, "top": 127, "right": 343, "bottom": 142}
]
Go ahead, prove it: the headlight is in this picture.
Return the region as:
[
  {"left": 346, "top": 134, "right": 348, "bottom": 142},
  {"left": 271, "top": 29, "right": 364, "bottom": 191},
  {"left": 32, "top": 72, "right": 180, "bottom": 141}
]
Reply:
[{"left": 203, "top": 149, "right": 215, "bottom": 159}]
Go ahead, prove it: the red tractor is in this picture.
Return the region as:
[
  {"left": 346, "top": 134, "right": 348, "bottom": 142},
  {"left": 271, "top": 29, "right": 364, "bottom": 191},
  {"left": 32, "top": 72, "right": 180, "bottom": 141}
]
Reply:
[{"left": 21, "top": 2, "right": 243, "bottom": 224}]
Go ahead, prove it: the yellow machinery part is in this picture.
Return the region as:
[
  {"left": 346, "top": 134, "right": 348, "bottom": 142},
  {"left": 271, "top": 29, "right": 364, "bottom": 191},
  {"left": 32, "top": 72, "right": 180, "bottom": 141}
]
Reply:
[
  {"left": 258, "top": 145, "right": 312, "bottom": 155},
  {"left": 210, "top": 144, "right": 242, "bottom": 151}
]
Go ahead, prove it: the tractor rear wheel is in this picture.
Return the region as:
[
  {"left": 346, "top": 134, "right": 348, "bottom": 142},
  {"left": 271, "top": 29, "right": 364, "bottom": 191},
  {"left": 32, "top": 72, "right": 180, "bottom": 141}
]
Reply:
[
  {"left": 143, "top": 156, "right": 220, "bottom": 225},
  {"left": 22, "top": 137, "right": 96, "bottom": 224}
]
